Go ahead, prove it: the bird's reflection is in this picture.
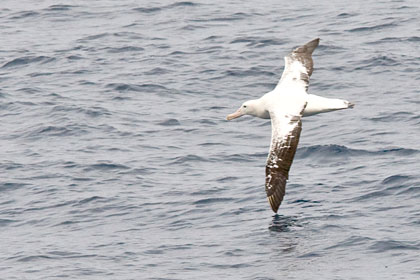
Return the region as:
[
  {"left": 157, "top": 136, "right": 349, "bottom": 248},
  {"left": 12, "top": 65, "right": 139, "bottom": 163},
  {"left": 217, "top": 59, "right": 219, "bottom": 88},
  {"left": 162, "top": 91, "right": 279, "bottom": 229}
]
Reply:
[
  {"left": 268, "top": 214, "right": 299, "bottom": 232},
  {"left": 266, "top": 214, "right": 300, "bottom": 254}
]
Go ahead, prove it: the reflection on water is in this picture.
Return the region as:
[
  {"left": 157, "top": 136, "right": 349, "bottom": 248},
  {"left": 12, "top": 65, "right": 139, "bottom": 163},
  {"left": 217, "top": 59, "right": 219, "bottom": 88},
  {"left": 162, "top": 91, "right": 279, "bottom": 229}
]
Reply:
[
  {"left": 267, "top": 214, "right": 301, "bottom": 254},
  {"left": 268, "top": 214, "right": 299, "bottom": 232}
]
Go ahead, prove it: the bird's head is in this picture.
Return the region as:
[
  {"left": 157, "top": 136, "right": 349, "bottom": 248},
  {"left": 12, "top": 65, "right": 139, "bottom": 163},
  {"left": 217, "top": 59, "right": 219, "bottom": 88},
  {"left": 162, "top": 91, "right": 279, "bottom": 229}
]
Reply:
[{"left": 226, "top": 100, "right": 258, "bottom": 120}]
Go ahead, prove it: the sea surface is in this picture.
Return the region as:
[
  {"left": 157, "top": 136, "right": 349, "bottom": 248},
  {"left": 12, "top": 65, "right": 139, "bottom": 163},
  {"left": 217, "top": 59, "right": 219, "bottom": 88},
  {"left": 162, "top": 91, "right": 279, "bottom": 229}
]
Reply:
[{"left": 1, "top": 1, "right": 419, "bottom": 279}]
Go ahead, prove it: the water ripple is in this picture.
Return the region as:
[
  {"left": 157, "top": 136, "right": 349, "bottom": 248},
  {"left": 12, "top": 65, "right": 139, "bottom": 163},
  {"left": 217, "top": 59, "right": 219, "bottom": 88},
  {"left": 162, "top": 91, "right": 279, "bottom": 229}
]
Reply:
[
  {"left": 133, "top": 1, "right": 198, "bottom": 14},
  {"left": 348, "top": 22, "right": 397, "bottom": 33},
  {"left": 296, "top": 144, "right": 419, "bottom": 159},
  {"left": 106, "top": 83, "right": 168, "bottom": 92},
  {"left": 2, "top": 56, "right": 55, "bottom": 68},
  {"left": 369, "top": 240, "right": 419, "bottom": 253}
]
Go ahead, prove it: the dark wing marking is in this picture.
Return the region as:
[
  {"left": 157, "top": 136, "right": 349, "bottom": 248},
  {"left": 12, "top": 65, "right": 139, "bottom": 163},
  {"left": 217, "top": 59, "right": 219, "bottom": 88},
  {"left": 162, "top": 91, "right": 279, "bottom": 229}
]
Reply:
[
  {"left": 276, "top": 38, "right": 320, "bottom": 91},
  {"left": 265, "top": 111, "right": 304, "bottom": 213}
]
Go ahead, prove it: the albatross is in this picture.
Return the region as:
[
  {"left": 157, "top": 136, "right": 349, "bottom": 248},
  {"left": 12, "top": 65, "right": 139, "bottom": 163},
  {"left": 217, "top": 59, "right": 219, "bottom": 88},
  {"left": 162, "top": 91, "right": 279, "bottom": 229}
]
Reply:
[{"left": 226, "top": 38, "right": 354, "bottom": 213}]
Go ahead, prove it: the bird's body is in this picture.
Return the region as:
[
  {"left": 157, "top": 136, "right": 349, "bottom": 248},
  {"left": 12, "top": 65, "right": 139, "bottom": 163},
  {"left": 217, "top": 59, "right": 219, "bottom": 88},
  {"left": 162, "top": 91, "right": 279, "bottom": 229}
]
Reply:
[
  {"left": 226, "top": 38, "right": 354, "bottom": 213},
  {"left": 237, "top": 93, "right": 353, "bottom": 119}
]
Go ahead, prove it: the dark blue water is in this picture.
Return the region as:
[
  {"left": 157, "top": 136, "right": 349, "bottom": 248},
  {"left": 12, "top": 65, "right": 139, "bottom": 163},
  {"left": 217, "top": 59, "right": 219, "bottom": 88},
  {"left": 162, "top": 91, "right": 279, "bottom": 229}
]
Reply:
[{"left": 1, "top": 1, "right": 420, "bottom": 279}]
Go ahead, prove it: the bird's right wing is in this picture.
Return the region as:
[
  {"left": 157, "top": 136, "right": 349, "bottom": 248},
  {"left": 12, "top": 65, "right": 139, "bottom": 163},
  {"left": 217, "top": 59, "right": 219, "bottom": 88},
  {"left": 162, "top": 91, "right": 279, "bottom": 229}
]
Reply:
[{"left": 265, "top": 106, "right": 305, "bottom": 213}]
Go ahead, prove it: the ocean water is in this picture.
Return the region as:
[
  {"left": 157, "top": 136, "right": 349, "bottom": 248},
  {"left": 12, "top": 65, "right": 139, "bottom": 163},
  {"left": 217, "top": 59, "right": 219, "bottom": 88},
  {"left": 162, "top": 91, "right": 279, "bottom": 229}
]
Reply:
[{"left": 1, "top": 0, "right": 420, "bottom": 279}]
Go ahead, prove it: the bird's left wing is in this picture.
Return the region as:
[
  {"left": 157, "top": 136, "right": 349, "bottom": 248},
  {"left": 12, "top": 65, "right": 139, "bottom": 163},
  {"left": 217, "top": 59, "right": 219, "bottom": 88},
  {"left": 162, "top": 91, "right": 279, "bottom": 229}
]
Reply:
[
  {"left": 265, "top": 105, "right": 306, "bottom": 213},
  {"left": 275, "top": 38, "right": 319, "bottom": 92}
]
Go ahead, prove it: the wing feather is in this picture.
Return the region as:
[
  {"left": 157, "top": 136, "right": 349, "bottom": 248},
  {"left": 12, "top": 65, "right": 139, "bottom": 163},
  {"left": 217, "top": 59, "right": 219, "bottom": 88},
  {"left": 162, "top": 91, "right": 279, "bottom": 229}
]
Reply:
[
  {"left": 265, "top": 110, "right": 305, "bottom": 213},
  {"left": 275, "top": 38, "right": 319, "bottom": 92}
]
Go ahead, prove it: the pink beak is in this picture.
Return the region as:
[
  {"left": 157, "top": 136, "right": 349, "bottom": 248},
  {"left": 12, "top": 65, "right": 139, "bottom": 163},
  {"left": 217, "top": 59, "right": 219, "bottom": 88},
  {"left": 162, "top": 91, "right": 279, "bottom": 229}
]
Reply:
[{"left": 226, "top": 109, "right": 243, "bottom": 121}]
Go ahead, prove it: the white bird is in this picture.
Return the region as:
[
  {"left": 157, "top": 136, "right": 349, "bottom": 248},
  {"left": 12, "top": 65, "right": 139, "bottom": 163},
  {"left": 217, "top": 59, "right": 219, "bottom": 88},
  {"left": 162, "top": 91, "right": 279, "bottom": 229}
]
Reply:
[{"left": 226, "top": 38, "right": 354, "bottom": 213}]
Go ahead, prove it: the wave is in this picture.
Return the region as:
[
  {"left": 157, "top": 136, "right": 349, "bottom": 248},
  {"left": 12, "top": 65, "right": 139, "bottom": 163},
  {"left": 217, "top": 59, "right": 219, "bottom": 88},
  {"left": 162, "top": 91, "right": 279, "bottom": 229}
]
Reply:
[
  {"left": 221, "top": 153, "right": 258, "bottom": 162},
  {"left": 76, "top": 196, "right": 106, "bottom": 205},
  {"left": 106, "top": 83, "right": 168, "bottom": 93},
  {"left": 158, "top": 118, "right": 180, "bottom": 126},
  {"left": 230, "top": 36, "right": 285, "bottom": 48},
  {"left": 0, "top": 182, "right": 28, "bottom": 192},
  {"left": 2, "top": 56, "right": 55, "bottom": 69},
  {"left": 191, "top": 13, "right": 251, "bottom": 23},
  {"left": 105, "top": 46, "right": 145, "bottom": 53},
  {"left": 24, "top": 124, "right": 88, "bottom": 138},
  {"left": 16, "top": 255, "right": 52, "bottom": 262},
  {"left": 0, "top": 161, "right": 24, "bottom": 171},
  {"left": 170, "top": 154, "right": 207, "bottom": 165},
  {"left": 9, "top": 11, "right": 39, "bottom": 20},
  {"left": 77, "top": 33, "right": 109, "bottom": 42},
  {"left": 324, "top": 236, "right": 373, "bottom": 250},
  {"left": 295, "top": 144, "right": 419, "bottom": 159},
  {"left": 168, "top": 2, "right": 197, "bottom": 8},
  {"left": 352, "top": 55, "right": 399, "bottom": 72},
  {"left": 337, "top": 12, "right": 356, "bottom": 18},
  {"left": 366, "top": 111, "right": 414, "bottom": 122},
  {"left": 407, "top": 36, "right": 420, "bottom": 42},
  {"left": 144, "top": 67, "right": 170, "bottom": 75},
  {"left": 44, "top": 5, "right": 76, "bottom": 11},
  {"left": 180, "top": 24, "right": 207, "bottom": 31},
  {"left": 51, "top": 105, "right": 111, "bottom": 118},
  {"left": 224, "top": 67, "right": 276, "bottom": 78},
  {"left": 133, "top": 2, "right": 198, "bottom": 14},
  {"left": 349, "top": 174, "right": 418, "bottom": 202},
  {"left": 193, "top": 197, "right": 233, "bottom": 205},
  {"left": 382, "top": 174, "right": 412, "bottom": 185},
  {"left": 380, "top": 175, "right": 419, "bottom": 196},
  {"left": 348, "top": 22, "right": 397, "bottom": 33},
  {"left": 0, "top": 219, "right": 16, "bottom": 227},
  {"left": 85, "top": 163, "right": 130, "bottom": 171},
  {"left": 14, "top": 252, "right": 97, "bottom": 262},
  {"left": 369, "top": 240, "right": 419, "bottom": 253},
  {"left": 367, "top": 36, "right": 420, "bottom": 44}
]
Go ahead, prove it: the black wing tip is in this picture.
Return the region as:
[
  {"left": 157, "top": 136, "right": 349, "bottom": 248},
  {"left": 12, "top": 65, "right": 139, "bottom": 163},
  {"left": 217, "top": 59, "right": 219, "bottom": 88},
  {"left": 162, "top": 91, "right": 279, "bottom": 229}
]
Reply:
[
  {"left": 304, "top": 38, "right": 320, "bottom": 53},
  {"left": 268, "top": 197, "right": 280, "bottom": 213},
  {"left": 267, "top": 192, "right": 283, "bottom": 213},
  {"left": 292, "top": 38, "right": 320, "bottom": 55}
]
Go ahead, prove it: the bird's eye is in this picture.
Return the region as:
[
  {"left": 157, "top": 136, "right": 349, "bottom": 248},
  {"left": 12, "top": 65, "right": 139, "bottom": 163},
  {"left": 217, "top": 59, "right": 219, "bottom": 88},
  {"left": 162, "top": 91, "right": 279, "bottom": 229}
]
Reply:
[{"left": 243, "top": 105, "right": 247, "bottom": 108}]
